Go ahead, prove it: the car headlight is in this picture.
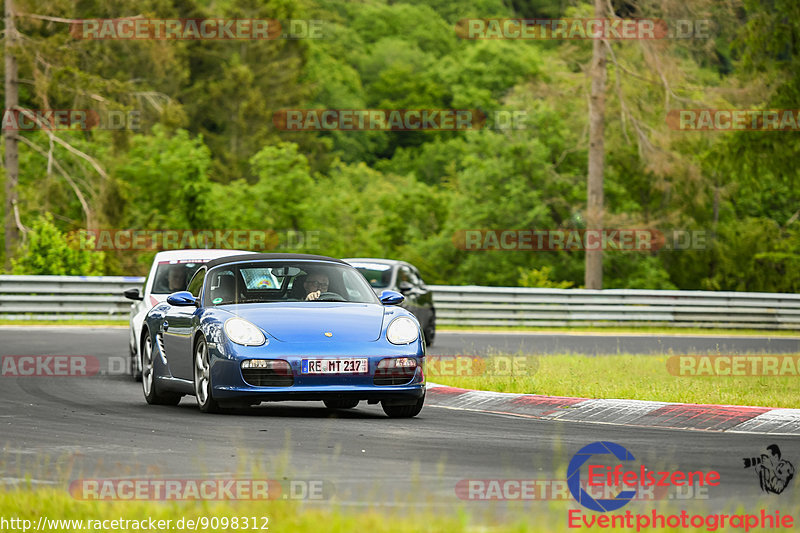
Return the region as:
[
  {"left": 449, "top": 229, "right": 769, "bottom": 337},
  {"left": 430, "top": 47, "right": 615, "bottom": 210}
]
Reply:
[
  {"left": 224, "top": 318, "right": 266, "bottom": 346},
  {"left": 386, "top": 316, "right": 419, "bottom": 345}
]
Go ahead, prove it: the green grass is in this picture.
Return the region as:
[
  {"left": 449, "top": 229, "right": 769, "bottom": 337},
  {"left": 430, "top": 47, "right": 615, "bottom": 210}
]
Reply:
[
  {"left": 0, "top": 487, "right": 549, "bottom": 533},
  {"left": 439, "top": 325, "right": 800, "bottom": 337},
  {"left": 431, "top": 354, "right": 800, "bottom": 408},
  {"left": 0, "top": 487, "right": 775, "bottom": 533}
]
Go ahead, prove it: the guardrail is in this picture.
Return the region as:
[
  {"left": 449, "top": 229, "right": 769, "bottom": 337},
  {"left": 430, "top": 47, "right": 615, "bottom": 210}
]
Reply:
[
  {"left": 429, "top": 285, "right": 800, "bottom": 329},
  {"left": 0, "top": 276, "right": 798, "bottom": 329},
  {"left": 0, "top": 275, "right": 145, "bottom": 321}
]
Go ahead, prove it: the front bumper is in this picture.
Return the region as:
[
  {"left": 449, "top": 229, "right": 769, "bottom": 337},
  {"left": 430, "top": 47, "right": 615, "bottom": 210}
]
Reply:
[
  {"left": 213, "top": 383, "right": 425, "bottom": 404},
  {"left": 208, "top": 340, "right": 425, "bottom": 404}
]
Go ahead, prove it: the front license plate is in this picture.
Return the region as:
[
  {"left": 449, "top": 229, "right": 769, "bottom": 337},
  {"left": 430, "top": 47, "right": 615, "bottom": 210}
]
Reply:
[{"left": 302, "top": 358, "right": 368, "bottom": 374}]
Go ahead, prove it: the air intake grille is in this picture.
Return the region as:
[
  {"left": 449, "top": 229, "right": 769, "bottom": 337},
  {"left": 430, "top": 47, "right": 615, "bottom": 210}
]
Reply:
[
  {"left": 373, "top": 367, "right": 416, "bottom": 386},
  {"left": 242, "top": 369, "right": 294, "bottom": 387}
]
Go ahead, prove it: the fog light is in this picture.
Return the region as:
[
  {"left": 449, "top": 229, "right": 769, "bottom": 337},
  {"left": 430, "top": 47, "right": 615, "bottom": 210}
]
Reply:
[
  {"left": 375, "top": 357, "right": 418, "bottom": 386},
  {"left": 241, "top": 359, "right": 290, "bottom": 371},
  {"left": 377, "top": 357, "right": 418, "bottom": 369}
]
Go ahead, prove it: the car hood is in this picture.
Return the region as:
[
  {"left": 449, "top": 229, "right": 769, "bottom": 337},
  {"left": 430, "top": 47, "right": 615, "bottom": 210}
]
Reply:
[{"left": 227, "top": 303, "right": 384, "bottom": 343}]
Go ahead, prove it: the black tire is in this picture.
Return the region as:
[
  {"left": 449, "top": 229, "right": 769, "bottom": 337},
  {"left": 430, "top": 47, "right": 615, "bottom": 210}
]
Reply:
[
  {"left": 381, "top": 394, "right": 425, "bottom": 418},
  {"left": 323, "top": 399, "right": 360, "bottom": 409},
  {"left": 424, "top": 321, "right": 435, "bottom": 347},
  {"left": 130, "top": 341, "right": 142, "bottom": 382},
  {"left": 141, "top": 330, "right": 181, "bottom": 406},
  {"left": 194, "top": 336, "right": 222, "bottom": 413}
]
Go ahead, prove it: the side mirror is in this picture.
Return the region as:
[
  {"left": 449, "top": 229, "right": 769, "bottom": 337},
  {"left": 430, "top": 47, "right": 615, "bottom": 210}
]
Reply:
[
  {"left": 167, "top": 291, "right": 198, "bottom": 306},
  {"left": 124, "top": 288, "right": 144, "bottom": 301},
  {"left": 397, "top": 281, "right": 413, "bottom": 293},
  {"left": 379, "top": 290, "right": 404, "bottom": 306}
]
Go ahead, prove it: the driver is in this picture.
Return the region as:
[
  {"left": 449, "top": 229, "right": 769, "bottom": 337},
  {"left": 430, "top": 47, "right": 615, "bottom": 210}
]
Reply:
[
  {"left": 303, "top": 271, "right": 330, "bottom": 301},
  {"left": 168, "top": 266, "right": 187, "bottom": 292}
]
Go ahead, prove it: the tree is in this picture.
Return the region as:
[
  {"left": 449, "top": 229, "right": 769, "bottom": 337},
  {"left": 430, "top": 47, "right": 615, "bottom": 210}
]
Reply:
[
  {"left": 585, "top": 0, "right": 606, "bottom": 289},
  {"left": 4, "top": 0, "right": 20, "bottom": 269}
]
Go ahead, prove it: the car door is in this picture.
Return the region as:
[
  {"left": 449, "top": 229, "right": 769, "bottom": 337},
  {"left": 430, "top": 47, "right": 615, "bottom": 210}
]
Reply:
[
  {"left": 397, "top": 265, "right": 422, "bottom": 319},
  {"left": 163, "top": 268, "right": 205, "bottom": 380},
  {"left": 411, "top": 266, "right": 433, "bottom": 326},
  {"left": 129, "top": 271, "right": 149, "bottom": 353}
]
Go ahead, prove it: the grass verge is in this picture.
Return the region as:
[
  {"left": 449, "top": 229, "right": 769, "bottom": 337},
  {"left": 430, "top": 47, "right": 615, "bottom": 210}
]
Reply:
[
  {"left": 0, "top": 487, "right": 547, "bottom": 533},
  {"left": 1, "top": 487, "right": 775, "bottom": 533},
  {"left": 430, "top": 354, "right": 800, "bottom": 408}
]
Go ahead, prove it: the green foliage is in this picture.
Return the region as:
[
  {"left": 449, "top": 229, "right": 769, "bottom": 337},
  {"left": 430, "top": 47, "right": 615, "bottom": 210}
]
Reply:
[
  {"left": 11, "top": 215, "right": 105, "bottom": 275},
  {"left": 113, "top": 125, "right": 212, "bottom": 229},
  {"left": 204, "top": 142, "right": 315, "bottom": 231},
  {"left": 306, "top": 160, "right": 447, "bottom": 262},
  {"left": 347, "top": 3, "right": 456, "bottom": 58},
  {"left": 4, "top": 0, "right": 798, "bottom": 295},
  {"left": 699, "top": 218, "right": 800, "bottom": 292},
  {"left": 518, "top": 266, "right": 574, "bottom": 288}
]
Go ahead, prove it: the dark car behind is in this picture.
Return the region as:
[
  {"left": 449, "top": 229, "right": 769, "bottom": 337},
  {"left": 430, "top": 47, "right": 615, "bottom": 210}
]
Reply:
[{"left": 343, "top": 258, "right": 435, "bottom": 346}]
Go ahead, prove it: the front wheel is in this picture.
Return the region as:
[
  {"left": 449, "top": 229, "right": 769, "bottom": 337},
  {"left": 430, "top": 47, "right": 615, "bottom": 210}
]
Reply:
[
  {"left": 381, "top": 394, "right": 425, "bottom": 418},
  {"left": 130, "top": 341, "right": 142, "bottom": 382},
  {"left": 323, "top": 399, "right": 359, "bottom": 409},
  {"left": 142, "top": 331, "right": 181, "bottom": 405},
  {"left": 194, "top": 337, "right": 222, "bottom": 413}
]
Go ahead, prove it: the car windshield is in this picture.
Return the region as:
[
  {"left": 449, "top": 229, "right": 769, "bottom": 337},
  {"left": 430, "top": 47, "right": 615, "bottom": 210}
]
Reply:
[
  {"left": 151, "top": 261, "right": 207, "bottom": 294},
  {"left": 204, "top": 261, "right": 381, "bottom": 306},
  {"left": 349, "top": 262, "right": 393, "bottom": 289}
]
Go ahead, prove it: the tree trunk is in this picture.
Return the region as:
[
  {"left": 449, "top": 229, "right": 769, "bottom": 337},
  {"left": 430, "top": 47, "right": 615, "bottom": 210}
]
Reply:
[
  {"left": 4, "top": 0, "right": 20, "bottom": 269},
  {"left": 585, "top": 0, "right": 606, "bottom": 289}
]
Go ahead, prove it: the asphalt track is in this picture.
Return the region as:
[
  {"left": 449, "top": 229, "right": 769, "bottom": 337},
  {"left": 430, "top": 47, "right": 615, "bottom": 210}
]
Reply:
[{"left": 1, "top": 327, "right": 798, "bottom": 522}]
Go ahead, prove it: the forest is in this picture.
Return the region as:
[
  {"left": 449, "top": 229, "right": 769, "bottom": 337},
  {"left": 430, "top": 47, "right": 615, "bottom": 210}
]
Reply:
[{"left": 2, "top": 0, "right": 799, "bottom": 291}]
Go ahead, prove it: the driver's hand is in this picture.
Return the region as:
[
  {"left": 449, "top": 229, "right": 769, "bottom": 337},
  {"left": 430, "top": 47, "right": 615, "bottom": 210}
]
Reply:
[{"left": 306, "top": 290, "right": 321, "bottom": 301}]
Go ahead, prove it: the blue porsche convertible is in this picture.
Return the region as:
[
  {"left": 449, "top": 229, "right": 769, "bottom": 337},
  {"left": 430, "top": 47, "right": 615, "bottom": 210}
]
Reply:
[{"left": 141, "top": 253, "right": 426, "bottom": 417}]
